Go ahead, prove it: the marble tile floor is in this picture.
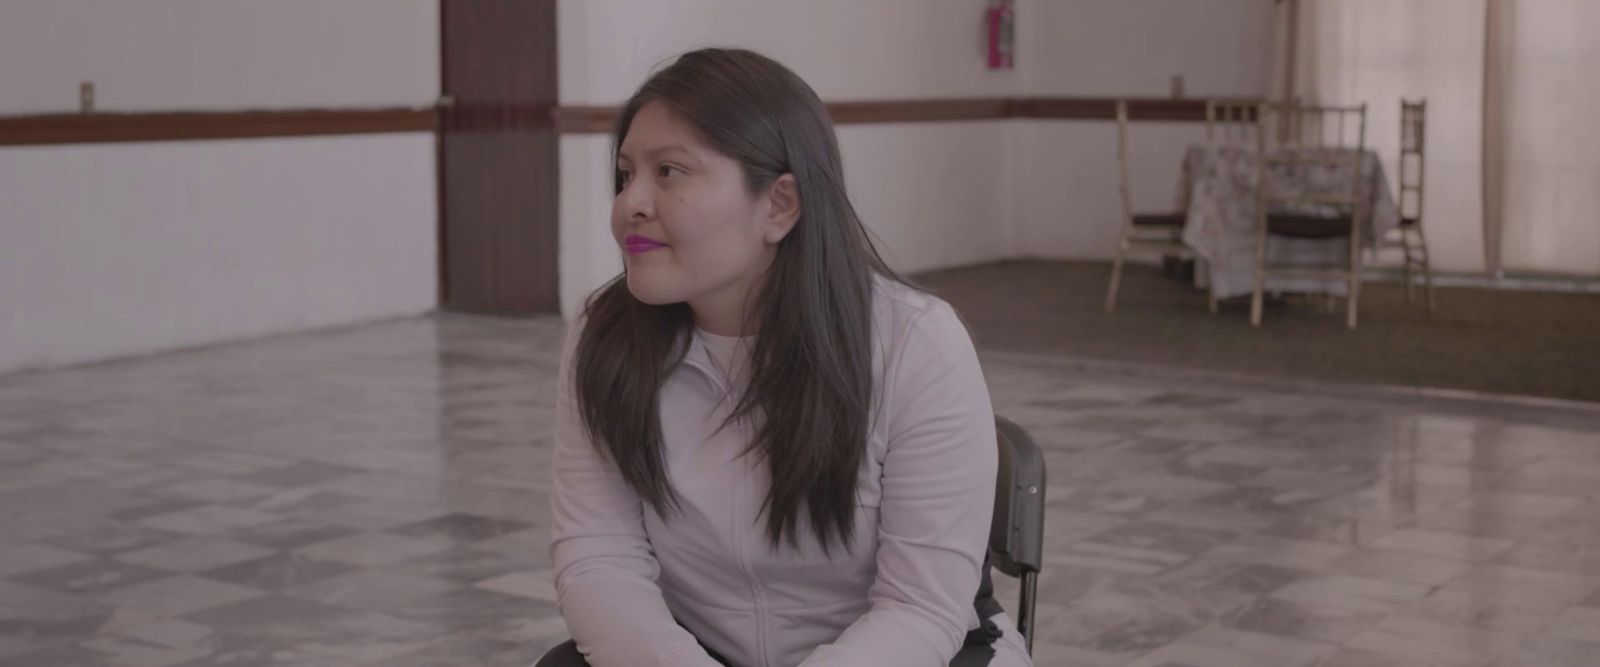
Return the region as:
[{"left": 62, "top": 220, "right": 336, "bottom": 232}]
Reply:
[{"left": 1, "top": 313, "right": 1599, "bottom": 666}]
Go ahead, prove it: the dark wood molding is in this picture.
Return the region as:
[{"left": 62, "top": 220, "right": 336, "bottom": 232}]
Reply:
[
  {"left": 0, "top": 107, "right": 437, "bottom": 147},
  {"left": 0, "top": 96, "right": 1230, "bottom": 146},
  {"left": 553, "top": 96, "right": 1227, "bottom": 134},
  {"left": 552, "top": 105, "right": 619, "bottom": 134},
  {"left": 826, "top": 98, "right": 1015, "bottom": 125},
  {"left": 1015, "top": 97, "right": 1211, "bottom": 122}
]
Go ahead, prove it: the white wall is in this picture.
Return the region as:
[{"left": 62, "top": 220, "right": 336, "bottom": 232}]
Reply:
[
  {"left": 1026, "top": 0, "right": 1274, "bottom": 98},
  {"left": 1014, "top": 121, "right": 1211, "bottom": 260},
  {"left": 557, "top": 0, "right": 1028, "bottom": 104},
  {"left": 0, "top": 0, "right": 439, "bottom": 374},
  {"left": 556, "top": 0, "right": 1275, "bottom": 317},
  {"left": 557, "top": 0, "right": 1031, "bottom": 318},
  {"left": 835, "top": 122, "right": 1018, "bottom": 273},
  {"left": 1012, "top": 0, "right": 1274, "bottom": 261},
  {"left": 0, "top": 136, "right": 437, "bottom": 372},
  {"left": 2, "top": 0, "right": 1280, "bottom": 365},
  {"left": 0, "top": 0, "right": 439, "bottom": 113}
]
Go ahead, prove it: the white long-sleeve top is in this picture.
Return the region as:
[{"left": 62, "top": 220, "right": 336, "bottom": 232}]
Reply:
[{"left": 550, "top": 277, "right": 1030, "bottom": 667}]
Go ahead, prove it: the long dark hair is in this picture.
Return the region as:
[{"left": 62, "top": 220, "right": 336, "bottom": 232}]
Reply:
[{"left": 574, "top": 48, "right": 907, "bottom": 552}]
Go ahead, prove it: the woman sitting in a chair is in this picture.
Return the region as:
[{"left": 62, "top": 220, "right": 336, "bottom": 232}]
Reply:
[{"left": 544, "top": 48, "right": 1032, "bottom": 667}]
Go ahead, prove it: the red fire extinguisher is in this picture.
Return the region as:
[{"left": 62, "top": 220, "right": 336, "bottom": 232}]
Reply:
[{"left": 986, "top": 0, "right": 1015, "bottom": 70}]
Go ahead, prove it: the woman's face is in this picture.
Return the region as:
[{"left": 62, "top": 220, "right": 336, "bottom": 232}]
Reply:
[{"left": 612, "top": 101, "right": 797, "bottom": 334}]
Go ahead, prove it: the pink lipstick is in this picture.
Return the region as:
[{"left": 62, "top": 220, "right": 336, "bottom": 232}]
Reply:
[{"left": 625, "top": 234, "right": 668, "bottom": 255}]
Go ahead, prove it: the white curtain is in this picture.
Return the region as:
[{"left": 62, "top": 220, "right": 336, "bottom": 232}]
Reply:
[
  {"left": 1272, "top": 0, "right": 1600, "bottom": 277},
  {"left": 1495, "top": 0, "right": 1600, "bottom": 276},
  {"left": 1481, "top": 0, "right": 1506, "bottom": 276}
]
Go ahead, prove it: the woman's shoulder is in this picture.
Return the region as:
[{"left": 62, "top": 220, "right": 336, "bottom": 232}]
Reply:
[
  {"left": 871, "top": 273, "right": 946, "bottom": 319},
  {"left": 870, "top": 274, "right": 970, "bottom": 354},
  {"left": 868, "top": 274, "right": 990, "bottom": 438},
  {"left": 873, "top": 273, "right": 934, "bottom": 310}
]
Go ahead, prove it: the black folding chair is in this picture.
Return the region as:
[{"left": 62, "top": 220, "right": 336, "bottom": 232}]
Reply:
[{"left": 991, "top": 416, "right": 1046, "bottom": 654}]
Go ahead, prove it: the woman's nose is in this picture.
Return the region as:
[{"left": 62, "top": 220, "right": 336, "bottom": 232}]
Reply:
[{"left": 616, "top": 180, "right": 654, "bottom": 221}]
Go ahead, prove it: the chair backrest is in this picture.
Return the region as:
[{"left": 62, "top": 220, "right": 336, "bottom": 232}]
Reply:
[
  {"left": 990, "top": 415, "right": 1045, "bottom": 654},
  {"left": 1262, "top": 102, "right": 1368, "bottom": 151},
  {"left": 1114, "top": 100, "right": 1134, "bottom": 224},
  {"left": 1253, "top": 102, "right": 1369, "bottom": 226},
  {"left": 990, "top": 417, "right": 1045, "bottom": 577},
  {"left": 1205, "top": 98, "right": 1263, "bottom": 145},
  {"left": 1399, "top": 99, "right": 1426, "bottom": 222},
  {"left": 1401, "top": 99, "right": 1426, "bottom": 154}
]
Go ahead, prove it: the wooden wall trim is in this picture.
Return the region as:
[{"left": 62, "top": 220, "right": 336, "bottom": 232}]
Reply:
[
  {"left": 554, "top": 96, "right": 1222, "bottom": 135},
  {"left": 826, "top": 98, "right": 1015, "bottom": 125},
  {"left": 552, "top": 106, "right": 619, "bottom": 134},
  {"left": 553, "top": 97, "right": 1019, "bottom": 133},
  {"left": 0, "top": 107, "right": 437, "bottom": 147},
  {"left": 0, "top": 96, "right": 1230, "bottom": 146},
  {"left": 1015, "top": 97, "right": 1211, "bottom": 121}
]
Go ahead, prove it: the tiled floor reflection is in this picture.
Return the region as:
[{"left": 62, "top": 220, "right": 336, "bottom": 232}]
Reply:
[{"left": 2, "top": 313, "right": 1599, "bottom": 666}]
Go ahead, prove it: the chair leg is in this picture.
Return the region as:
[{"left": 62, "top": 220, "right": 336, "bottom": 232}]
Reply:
[
  {"left": 1422, "top": 252, "right": 1435, "bottom": 313},
  {"left": 1105, "top": 242, "right": 1127, "bottom": 313},
  {"left": 1401, "top": 230, "right": 1416, "bottom": 304},
  {"left": 1202, "top": 257, "right": 1219, "bottom": 315},
  {"left": 1251, "top": 237, "right": 1268, "bottom": 328},
  {"left": 1347, "top": 281, "right": 1360, "bottom": 329},
  {"left": 1416, "top": 226, "right": 1436, "bottom": 313},
  {"left": 1250, "top": 285, "right": 1264, "bottom": 327},
  {"left": 1018, "top": 570, "right": 1038, "bottom": 655},
  {"left": 1347, "top": 229, "right": 1362, "bottom": 331}
]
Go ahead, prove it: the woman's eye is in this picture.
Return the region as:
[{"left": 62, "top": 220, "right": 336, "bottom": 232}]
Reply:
[
  {"left": 657, "top": 165, "right": 678, "bottom": 179},
  {"left": 617, "top": 169, "right": 632, "bottom": 184}
]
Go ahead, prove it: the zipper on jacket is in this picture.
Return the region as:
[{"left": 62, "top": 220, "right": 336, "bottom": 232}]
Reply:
[
  {"left": 734, "top": 418, "right": 770, "bottom": 667},
  {"left": 683, "top": 342, "right": 770, "bottom": 666}
]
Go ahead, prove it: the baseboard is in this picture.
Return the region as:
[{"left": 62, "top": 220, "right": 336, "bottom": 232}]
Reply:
[{"left": 1363, "top": 266, "right": 1600, "bottom": 294}]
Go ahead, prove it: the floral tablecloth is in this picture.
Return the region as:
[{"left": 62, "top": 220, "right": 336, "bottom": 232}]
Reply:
[{"left": 1179, "top": 144, "right": 1399, "bottom": 299}]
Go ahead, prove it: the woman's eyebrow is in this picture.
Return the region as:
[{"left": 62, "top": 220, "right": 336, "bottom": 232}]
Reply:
[
  {"left": 617, "top": 144, "right": 701, "bottom": 166},
  {"left": 620, "top": 143, "right": 691, "bottom": 159},
  {"left": 645, "top": 144, "right": 696, "bottom": 160}
]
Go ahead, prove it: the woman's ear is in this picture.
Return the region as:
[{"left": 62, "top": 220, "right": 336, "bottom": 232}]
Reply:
[{"left": 762, "top": 174, "right": 801, "bottom": 244}]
